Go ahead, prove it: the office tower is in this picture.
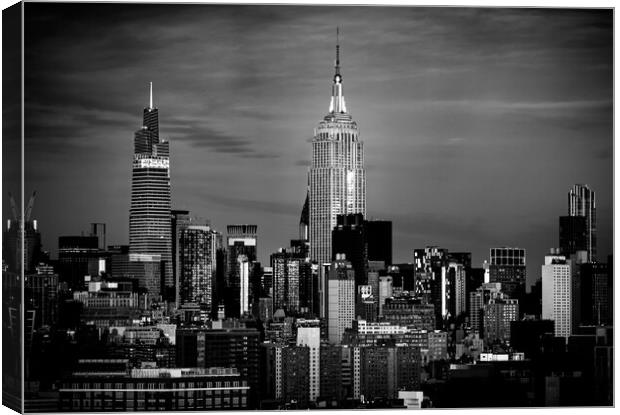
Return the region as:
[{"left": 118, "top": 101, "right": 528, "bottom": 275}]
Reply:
[
  {"left": 178, "top": 224, "right": 217, "bottom": 310},
  {"left": 483, "top": 297, "right": 519, "bottom": 345},
  {"left": 413, "top": 247, "right": 449, "bottom": 325},
  {"left": 444, "top": 261, "right": 467, "bottom": 320},
  {"left": 468, "top": 282, "right": 502, "bottom": 332},
  {"left": 559, "top": 216, "right": 587, "bottom": 257},
  {"left": 296, "top": 190, "right": 310, "bottom": 257},
  {"left": 326, "top": 254, "right": 355, "bottom": 344},
  {"left": 282, "top": 347, "right": 311, "bottom": 407},
  {"left": 568, "top": 184, "right": 597, "bottom": 261},
  {"left": 57, "top": 235, "right": 99, "bottom": 289},
  {"left": 296, "top": 325, "right": 321, "bottom": 402},
  {"left": 366, "top": 220, "right": 392, "bottom": 266},
  {"left": 489, "top": 247, "right": 526, "bottom": 301},
  {"left": 226, "top": 225, "right": 257, "bottom": 317},
  {"left": 542, "top": 249, "right": 572, "bottom": 338},
  {"left": 129, "top": 83, "right": 172, "bottom": 298},
  {"left": 175, "top": 327, "right": 260, "bottom": 407},
  {"left": 579, "top": 262, "right": 611, "bottom": 326},
  {"left": 271, "top": 248, "right": 311, "bottom": 315},
  {"left": 171, "top": 209, "right": 191, "bottom": 303},
  {"left": 332, "top": 213, "right": 367, "bottom": 285},
  {"left": 309, "top": 32, "right": 366, "bottom": 265},
  {"left": 89, "top": 223, "right": 106, "bottom": 250}
]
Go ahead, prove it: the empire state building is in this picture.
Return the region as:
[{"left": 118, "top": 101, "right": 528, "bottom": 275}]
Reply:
[{"left": 309, "top": 33, "right": 366, "bottom": 265}]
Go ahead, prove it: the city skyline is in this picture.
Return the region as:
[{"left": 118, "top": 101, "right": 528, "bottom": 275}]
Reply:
[{"left": 17, "top": 4, "right": 613, "bottom": 285}]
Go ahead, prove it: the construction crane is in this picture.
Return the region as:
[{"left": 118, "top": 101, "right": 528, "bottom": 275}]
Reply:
[
  {"left": 25, "top": 191, "right": 37, "bottom": 222},
  {"left": 7, "top": 192, "right": 18, "bottom": 222}
]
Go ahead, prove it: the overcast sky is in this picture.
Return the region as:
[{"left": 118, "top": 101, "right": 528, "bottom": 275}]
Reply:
[{"left": 15, "top": 3, "right": 612, "bottom": 286}]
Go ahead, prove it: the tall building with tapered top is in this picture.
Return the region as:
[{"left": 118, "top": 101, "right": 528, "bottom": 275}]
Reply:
[
  {"left": 568, "top": 184, "right": 596, "bottom": 262},
  {"left": 129, "top": 83, "right": 173, "bottom": 298},
  {"left": 309, "top": 30, "right": 366, "bottom": 265}
]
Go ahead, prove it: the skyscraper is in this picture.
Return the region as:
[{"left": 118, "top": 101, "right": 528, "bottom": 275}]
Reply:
[
  {"left": 129, "top": 83, "right": 172, "bottom": 298},
  {"left": 326, "top": 254, "right": 355, "bottom": 344},
  {"left": 309, "top": 31, "right": 366, "bottom": 265},
  {"left": 226, "top": 224, "right": 257, "bottom": 317},
  {"left": 568, "top": 184, "right": 597, "bottom": 262},
  {"left": 178, "top": 224, "right": 218, "bottom": 311},
  {"left": 542, "top": 249, "right": 572, "bottom": 338}
]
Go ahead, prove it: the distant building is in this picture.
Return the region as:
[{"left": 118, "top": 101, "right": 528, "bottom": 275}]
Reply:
[
  {"left": 326, "top": 255, "right": 355, "bottom": 344},
  {"left": 57, "top": 235, "right": 99, "bottom": 290},
  {"left": 25, "top": 264, "right": 59, "bottom": 328},
  {"left": 178, "top": 224, "right": 219, "bottom": 311},
  {"left": 296, "top": 325, "right": 321, "bottom": 401},
  {"left": 3, "top": 215, "right": 42, "bottom": 275},
  {"left": 271, "top": 248, "right": 311, "bottom": 315},
  {"left": 226, "top": 225, "right": 257, "bottom": 318},
  {"left": 282, "top": 347, "right": 310, "bottom": 407},
  {"left": 489, "top": 247, "right": 526, "bottom": 302},
  {"left": 559, "top": 216, "right": 587, "bottom": 258},
  {"left": 542, "top": 250, "right": 572, "bottom": 338},
  {"left": 59, "top": 365, "right": 248, "bottom": 411},
  {"left": 483, "top": 297, "right": 519, "bottom": 345},
  {"left": 568, "top": 184, "right": 596, "bottom": 262},
  {"left": 175, "top": 327, "right": 260, "bottom": 407}
]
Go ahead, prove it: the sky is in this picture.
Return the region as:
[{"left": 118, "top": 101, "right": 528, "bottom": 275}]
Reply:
[{"left": 12, "top": 3, "right": 613, "bottom": 287}]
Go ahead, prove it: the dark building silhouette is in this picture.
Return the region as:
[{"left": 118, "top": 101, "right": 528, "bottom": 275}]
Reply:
[
  {"left": 579, "top": 262, "right": 611, "bottom": 326},
  {"left": 4, "top": 219, "right": 42, "bottom": 276},
  {"left": 559, "top": 216, "right": 587, "bottom": 257},
  {"left": 57, "top": 235, "right": 99, "bottom": 290},
  {"left": 366, "top": 220, "right": 392, "bottom": 266},
  {"left": 319, "top": 344, "right": 342, "bottom": 401},
  {"left": 332, "top": 213, "right": 367, "bottom": 286},
  {"left": 332, "top": 214, "right": 394, "bottom": 288}
]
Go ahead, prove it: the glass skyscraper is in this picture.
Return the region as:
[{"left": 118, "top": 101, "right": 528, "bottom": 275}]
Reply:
[
  {"left": 129, "top": 83, "right": 173, "bottom": 297},
  {"left": 568, "top": 184, "right": 597, "bottom": 262},
  {"left": 309, "top": 33, "right": 366, "bottom": 265}
]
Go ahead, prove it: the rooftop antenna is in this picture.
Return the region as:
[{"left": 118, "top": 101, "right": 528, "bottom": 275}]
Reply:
[{"left": 149, "top": 82, "right": 153, "bottom": 109}]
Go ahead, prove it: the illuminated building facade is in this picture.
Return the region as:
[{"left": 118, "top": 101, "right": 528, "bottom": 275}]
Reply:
[
  {"left": 309, "top": 32, "right": 366, "bottom": 265},
  {"left": 129, "top": 83, "right": 173, "bottom": 298}
]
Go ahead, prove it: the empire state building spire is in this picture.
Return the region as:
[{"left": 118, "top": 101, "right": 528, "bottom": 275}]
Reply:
[{"left": 329, "top": 27, "right": 347, "bottom": 114}]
